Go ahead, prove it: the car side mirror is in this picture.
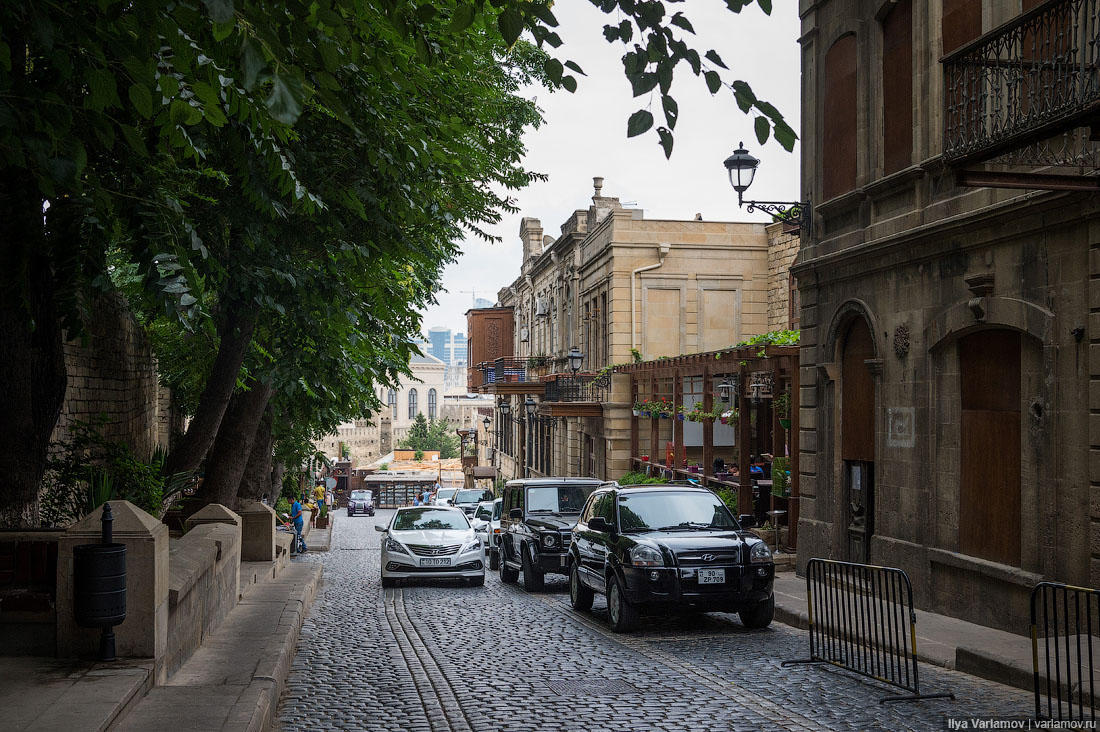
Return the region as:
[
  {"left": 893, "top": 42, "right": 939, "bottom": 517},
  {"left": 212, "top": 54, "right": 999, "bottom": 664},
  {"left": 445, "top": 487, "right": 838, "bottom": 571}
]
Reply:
[
  {"left": 374, "top": 525, "right": 387, "bottom": 533},
  {"left": 588, "top": 516, "right": 613, "bottom": 533},
  {"left": 509, "top": 508, "right": 523, "bottom": 519},
  {"left": 739, "top": 514, "right": 756, "bottom": 529}
]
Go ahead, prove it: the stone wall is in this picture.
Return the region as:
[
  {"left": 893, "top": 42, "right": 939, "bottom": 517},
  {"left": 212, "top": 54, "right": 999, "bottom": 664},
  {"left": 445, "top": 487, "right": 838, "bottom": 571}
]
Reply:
[
  {"left": 766, "top": 222, "right": 799, "bottom": 330},
  {"left": 166, "top": 520, "right": 241, "bottom": 678}
]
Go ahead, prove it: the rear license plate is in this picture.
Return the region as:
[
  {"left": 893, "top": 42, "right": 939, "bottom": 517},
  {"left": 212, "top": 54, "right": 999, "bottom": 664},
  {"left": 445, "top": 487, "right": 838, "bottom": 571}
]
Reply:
[
  {"left": 420, "top": 558, "right": 451, "bottom": 567},
  {"left": 698, "top": 568, "right": 726, "bottom": 584}
]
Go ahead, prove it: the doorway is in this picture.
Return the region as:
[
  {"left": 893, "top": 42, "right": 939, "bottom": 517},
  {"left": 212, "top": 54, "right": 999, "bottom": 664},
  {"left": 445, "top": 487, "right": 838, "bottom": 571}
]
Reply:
[{"left": 840, "top": 317, "right": 875, "bottom": 564}]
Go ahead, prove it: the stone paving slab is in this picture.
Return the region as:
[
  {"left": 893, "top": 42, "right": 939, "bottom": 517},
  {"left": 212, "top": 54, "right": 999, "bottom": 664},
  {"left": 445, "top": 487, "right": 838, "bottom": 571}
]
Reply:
[
  {"left": 118, "top": 562, "right": 321, "bottom": 732},
  {"left": 0, "top": 657, "right": 153, "bottom": 732}
]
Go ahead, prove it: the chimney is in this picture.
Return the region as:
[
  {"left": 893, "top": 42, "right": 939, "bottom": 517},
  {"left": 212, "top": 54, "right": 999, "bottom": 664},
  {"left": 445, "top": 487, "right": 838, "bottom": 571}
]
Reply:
[{"left": 519, "top": 217, "right": 544, "bottom": 262}]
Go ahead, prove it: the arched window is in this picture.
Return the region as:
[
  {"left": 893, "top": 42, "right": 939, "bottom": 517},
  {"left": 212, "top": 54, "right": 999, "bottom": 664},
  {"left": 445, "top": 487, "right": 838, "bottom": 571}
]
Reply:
[
  {"left": 428, "top": 389, "right": 437, "bottom": 420},
  {"left": 387, "top": 389, "right": 396, "bottom": 419},
  {"left": 823, "top": 34, "right": 857, "bottom": 200},
  {"left": 882, "top": 0, "right": 912, "bottom": 175},
  {"left": 408, "top": 388, "right": 418, "bottom": 419}
]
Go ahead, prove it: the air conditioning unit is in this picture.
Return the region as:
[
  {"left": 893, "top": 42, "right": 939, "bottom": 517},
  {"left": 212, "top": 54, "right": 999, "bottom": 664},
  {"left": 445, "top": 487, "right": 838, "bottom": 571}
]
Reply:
[
  {"left": 519, "top": 326, "right": 529, "bottom": 342},
  {"left": 534, "top": 296, "right": 549, "bottom": 317}
]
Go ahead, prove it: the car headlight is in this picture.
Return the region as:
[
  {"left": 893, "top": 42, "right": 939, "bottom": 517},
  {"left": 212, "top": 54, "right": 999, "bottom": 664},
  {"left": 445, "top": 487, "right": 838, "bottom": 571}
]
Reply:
[
  {"left": 749, "top": 541, "right": 772, "bottom": 564},
  {"left": 461, "top": 540, "right": 481, "bottom": 554},
  {"left": 629, "top": 544, "right": 664, "bottom": 567},
  {"left": 385, "top": 537, "right": 409, "bottom": 555}
]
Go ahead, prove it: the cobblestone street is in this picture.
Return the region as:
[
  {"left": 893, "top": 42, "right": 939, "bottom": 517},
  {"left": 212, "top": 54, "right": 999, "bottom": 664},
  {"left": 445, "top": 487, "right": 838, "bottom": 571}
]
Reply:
[{"left": 277, "top": 511, "right": 1034, "bottom": 731}]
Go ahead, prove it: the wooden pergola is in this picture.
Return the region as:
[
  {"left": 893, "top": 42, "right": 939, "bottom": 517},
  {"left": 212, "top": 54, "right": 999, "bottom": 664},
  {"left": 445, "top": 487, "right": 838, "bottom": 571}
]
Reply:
[{"left": 618, "top": 345, "right": 800, "bottom": 547}]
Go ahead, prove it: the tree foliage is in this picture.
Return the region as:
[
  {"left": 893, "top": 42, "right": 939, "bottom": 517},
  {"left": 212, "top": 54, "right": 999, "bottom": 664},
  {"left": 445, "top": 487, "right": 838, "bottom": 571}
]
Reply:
[{"left": 398, "top": 414, "right": 460, "bottom": 459}]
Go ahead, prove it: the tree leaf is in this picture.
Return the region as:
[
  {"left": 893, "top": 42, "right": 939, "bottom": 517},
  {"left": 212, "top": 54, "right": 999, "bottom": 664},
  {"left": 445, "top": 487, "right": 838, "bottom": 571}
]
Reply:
[
  {"left": 241, "top": 39, "right": 265, "bottom": 92},
  {"left": 657, "top": 127, "right": 673, "bottom": 158},
  {"left": 754, "top": 115, "right": 770, "bottom": 145},
  {"left": 773, "top": 119, "right": 798, "bottom": 151},
  {"left": 661, "top": 94, "right": 678, "bottom": 130},
  {"left": 731, "top": 80, "right": 755, "bottom": 112},
  {"left": 86, "top": 68, "right": 118, "bottom": 111},
  {"left": 669, "top": 13, "right": 694, "bottom": 34},
  {"left": 564, "top": 60, "right": 586, "bottom": 76},
  {"left": 630, "top": 72, "right": 658, "bottom": 97},
  {"left": 128, "top": 83, "right": 153, "bottom": 119},
  {"left": 528, "top": 2, "right": 559, "bottom": 27},
  {"left": 561, "top": 75, "right": 577, "bottom": 93},
  {"left": 201, "top": 0, "right": 235, "bottom": 24},
  {"left": 757, "top": 0, "right": 773, "bottom": 15},
  {"left": 119, "top": 124, "right": 148, "bottom": 157},
  {"left": 704, "top": 70, "right": 722, "bottom": 94},
  {"left": 450, "top": 4, "right": 475, "bottom": 32},
  {"left": 544, "top": 57, "right": 563, "bottom": 85},
  {"left": 627, "top": 109, "right": 653, "bottom": 137},
  {"left": 266, "top": 74, "right": 302, "bottom": 125},
  {"left": 705, "top": 49, "right": 728, "bottom": 69},
  {"left": 497, "top": 8, "right": 524, "bottom": 48}
]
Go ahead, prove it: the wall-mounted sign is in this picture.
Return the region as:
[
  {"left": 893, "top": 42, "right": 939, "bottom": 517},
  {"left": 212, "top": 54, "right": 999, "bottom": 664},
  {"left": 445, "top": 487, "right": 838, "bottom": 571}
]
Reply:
[{"left": 886, "top": 407, "right": 915, "bottom": 449}]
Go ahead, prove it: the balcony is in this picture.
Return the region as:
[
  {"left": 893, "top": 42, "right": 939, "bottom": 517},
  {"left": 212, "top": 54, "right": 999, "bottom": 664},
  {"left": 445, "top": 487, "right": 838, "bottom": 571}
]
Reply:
[
  {"left": 538, "top": 372, "right": 609, "bottom": 417},
  {"left": 943, "top": 0, "right": 1100, "bottom": 178},
  {"left": 476, "top": 358, "right": 545, "bottom": 396}
]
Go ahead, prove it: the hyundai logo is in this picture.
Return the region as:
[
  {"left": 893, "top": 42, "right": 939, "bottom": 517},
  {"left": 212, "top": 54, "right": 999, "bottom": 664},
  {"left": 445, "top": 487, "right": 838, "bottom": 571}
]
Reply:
[{"left": 701, "top": 554, "right": 716, "bottom": 562}]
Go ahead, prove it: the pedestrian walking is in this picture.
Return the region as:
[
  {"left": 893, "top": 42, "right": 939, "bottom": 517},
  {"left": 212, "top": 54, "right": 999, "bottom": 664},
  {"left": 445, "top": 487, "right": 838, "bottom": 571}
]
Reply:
[
  {"left": 291, "top": 494, "right": 308, "bottom": 553},
  {"left": 314, "top": 481, "right": 326, "bottom": 513}
]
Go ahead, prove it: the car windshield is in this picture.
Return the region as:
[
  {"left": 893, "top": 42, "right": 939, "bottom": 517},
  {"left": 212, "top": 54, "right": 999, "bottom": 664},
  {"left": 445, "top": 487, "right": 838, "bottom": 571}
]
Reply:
[
  {"left": 526, "top": 484, "right": 597, "bottom": 514},
  {"left": 392, "top": 508, "right": 469, "bottom": 531},
  {"left": 617, "top": 491, "right": 738, "bottom": 532},
  {"left": 456, "top": 489, "right": 490, "bottom": 503},
  {"left": 492, "top": 500, "right": 502, "bottom": 520},
  {"left": 435, "top": 488, "right": 457, "bottom": 501},
  {"left": 350, "top": 491, "right": 371, "bottom": 501}
]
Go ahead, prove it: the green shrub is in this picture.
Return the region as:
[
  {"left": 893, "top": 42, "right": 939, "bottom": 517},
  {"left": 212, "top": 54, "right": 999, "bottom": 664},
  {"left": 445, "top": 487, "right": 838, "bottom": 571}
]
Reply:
[
  {"left": 617, "top": 471, "right": 667, "bottom": 486},
  {"left": 714, "top": 487, "right": 738, "bottom": 513},
  {"left": 275, "top": 497, "right": 291, "bottom": 516}
]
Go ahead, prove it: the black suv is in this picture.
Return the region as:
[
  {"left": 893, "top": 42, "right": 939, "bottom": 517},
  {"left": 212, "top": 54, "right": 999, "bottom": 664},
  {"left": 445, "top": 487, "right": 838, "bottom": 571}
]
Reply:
[
  {"left": 568, "top": 483, "right": 775, "bottom": 632},
  {"left": 499, "top": 478, "right": 604, "bottom": 591}
]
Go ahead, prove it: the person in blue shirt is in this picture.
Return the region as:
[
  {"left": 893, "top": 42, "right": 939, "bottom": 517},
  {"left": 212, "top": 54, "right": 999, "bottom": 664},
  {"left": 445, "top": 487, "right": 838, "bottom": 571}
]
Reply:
[{"left": 291, "top": 494, "right": 307, "bottom": 552}]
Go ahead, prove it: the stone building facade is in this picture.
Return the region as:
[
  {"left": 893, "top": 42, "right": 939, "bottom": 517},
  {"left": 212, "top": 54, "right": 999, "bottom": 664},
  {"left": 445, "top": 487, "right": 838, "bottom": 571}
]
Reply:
[
  {"left": 313, "top": 417, "right": 392, "bottom": 466},
  {"left": 478, "top": 178, "right": 776, "bottom": 482},
  {"left": 767, "top": 222, "right": 800, "bottom": 330},
  {"left": 793, "top": 0, "right": 1097, "bottom": 633}
]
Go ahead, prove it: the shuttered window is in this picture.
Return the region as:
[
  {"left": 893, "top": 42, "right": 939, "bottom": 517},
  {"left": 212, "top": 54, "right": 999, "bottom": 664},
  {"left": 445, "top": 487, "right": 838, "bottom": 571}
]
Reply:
[
  {"left": 823, "top": 35, "right": 858, "bottom": 200},
  {"left": 882, "top": 0, "right": 913, "bottom": 174}
]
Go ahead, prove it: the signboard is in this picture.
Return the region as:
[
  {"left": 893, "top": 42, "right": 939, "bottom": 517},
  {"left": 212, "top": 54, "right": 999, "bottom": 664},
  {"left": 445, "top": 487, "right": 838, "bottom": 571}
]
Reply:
[{"left": 886, "top": 407, "right": 915, "bottom": 449}]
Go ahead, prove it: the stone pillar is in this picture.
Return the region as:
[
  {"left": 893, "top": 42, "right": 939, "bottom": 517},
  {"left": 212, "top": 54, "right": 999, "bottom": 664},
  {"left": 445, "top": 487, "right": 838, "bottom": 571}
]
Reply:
[
  {"left": 238, "top": 501, "right": 276, "bottom": 562},
  {"left": 183, "top": 503, "right": 241, "bottom": 534},
  {"left": 57, "top": 501, "right": 168, "bottom": 672}
]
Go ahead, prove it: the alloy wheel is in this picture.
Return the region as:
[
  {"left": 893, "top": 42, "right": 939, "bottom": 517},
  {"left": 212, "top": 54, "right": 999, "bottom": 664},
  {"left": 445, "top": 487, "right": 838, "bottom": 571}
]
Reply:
[{"left": 609, "top": 583, "right": 620, "bottom": 625}]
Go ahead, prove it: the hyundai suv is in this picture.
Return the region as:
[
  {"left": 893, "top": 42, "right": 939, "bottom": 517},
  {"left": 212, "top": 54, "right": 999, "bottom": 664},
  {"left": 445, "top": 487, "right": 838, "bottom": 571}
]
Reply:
[
  {"left": 567, "top": 483, "right": 774, "bottom": 632},
  {"left": 499, "top": 478, "right": 603, "bottom": 592}
]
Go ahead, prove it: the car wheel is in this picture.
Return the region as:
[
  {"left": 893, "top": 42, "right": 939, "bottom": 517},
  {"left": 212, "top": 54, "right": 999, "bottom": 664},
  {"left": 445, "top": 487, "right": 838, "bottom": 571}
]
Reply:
[
  {"left": 500, "top": 551, "right": 519, "bottom": 584},
  {"left": 488, "top": 550, "right": 500, "bottom": 571},
  {"left": 469, "top": 574, "right": 485, "bottom": 587},
  {"left": 521, "top": 548, "right": 544, "bottom": 592},
  {"left": 606, "top": 573, "right": 639, "bottom": 632},
  {"left": 739, "top": 595, "right": 775, "bottom": 629},
  {"left": 569, "top": 562, "right": 593, "bottom": 612},
  {"left": 381, "top": 576, "right": 397, "bottom": 588}
]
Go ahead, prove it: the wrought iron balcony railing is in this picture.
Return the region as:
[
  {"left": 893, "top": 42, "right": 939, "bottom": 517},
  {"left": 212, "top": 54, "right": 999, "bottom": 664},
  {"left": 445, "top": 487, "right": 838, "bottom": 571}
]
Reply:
[
  {"left": 480, "top": 358, "right": 537, "bottom": 384},
  {"left": 542, "top": 372, "right": 610, "bottom": 403},
  {"left": 943, "top": 0, "right": 1100, "bottom": 165}
]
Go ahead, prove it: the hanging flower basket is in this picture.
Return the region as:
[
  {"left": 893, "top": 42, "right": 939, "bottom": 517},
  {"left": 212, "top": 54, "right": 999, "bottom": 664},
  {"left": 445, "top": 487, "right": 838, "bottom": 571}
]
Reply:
[
  {"left": 632, "top": 409, "right": 642, "bottom": 417},
  {"left": 676, "top": 413, "right": 685, "bottom": 421},
  {"left": 779, "top": 418, "right": 791, "bottom": 430}
]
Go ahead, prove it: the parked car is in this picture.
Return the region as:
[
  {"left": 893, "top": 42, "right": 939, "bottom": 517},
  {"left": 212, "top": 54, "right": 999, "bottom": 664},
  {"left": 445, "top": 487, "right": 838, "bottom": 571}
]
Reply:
[
  {"left": 432, "top": 487, "right": 458, "bottom": 506},
  {"left": 375, "top": 506, "right": 485, "bottom": 588},
  {"left": 452, "top": 488, "right": 495, "bottom": 516},
  {"left": 499, "top": 478, "right": 603, "bottom": 591},
  {"left": 471, "top": 499, "right": 503, "bottom": 570},
  {"left": 346, "top": 489, "right": 374, "bottom": 517},
  {"left": 567, "top": 483, "right": 774, "bottom": 632}
]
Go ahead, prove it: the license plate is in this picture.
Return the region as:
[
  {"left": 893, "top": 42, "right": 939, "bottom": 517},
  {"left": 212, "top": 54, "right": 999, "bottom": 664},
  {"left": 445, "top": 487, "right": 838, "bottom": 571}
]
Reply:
[
  {"left": 420, "top": 558, "right": 451, "bottom": 567},
  {"left": 698, "top": 568, "right": 726, "bottom": 584}
]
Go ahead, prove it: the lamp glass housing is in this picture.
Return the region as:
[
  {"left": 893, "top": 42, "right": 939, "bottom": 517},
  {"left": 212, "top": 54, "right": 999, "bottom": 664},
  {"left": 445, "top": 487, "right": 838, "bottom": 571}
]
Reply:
[
  {"left": 524, "top": 396, "right": 537, "bottom": 419},
  {"left": 723, "top": 142, "right": 759, "bottom": 194},
  {"left": 567, "top": 346, "right": 584, "bottom": 374}
]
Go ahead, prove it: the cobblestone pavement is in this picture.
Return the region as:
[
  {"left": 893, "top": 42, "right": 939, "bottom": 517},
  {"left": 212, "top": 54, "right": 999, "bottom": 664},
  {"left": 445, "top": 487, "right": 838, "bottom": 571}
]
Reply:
[{"left": 277, "top": 509, "right": 1033, "bottom": 731}]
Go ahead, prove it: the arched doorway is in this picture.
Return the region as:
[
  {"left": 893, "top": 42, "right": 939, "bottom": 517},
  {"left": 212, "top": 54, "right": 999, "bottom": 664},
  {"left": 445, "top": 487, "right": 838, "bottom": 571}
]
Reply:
[
  {"left": 841, "top": 317, "right": 875, "bottom": 563},
  {"left": 959, "top": 329, "right": 1021, "bottom": 565}
]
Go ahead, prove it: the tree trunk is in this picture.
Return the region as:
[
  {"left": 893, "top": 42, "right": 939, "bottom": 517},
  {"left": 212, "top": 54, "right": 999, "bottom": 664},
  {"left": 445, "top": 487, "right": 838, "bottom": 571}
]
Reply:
[
  {"left": 270, "top": 460, "right": 286, "bottom": 502},
  {"left": 237, "top": 404, "right": 274, "bottom": 503},
  {"left": 194, "top": 378, "right": 273, "bottom": 508},
  {"left": 164, "top": 303, "right": 256, "bottom": 477},
  {"left": 0, "top": 169, "right": 66, "bottom": 527}
]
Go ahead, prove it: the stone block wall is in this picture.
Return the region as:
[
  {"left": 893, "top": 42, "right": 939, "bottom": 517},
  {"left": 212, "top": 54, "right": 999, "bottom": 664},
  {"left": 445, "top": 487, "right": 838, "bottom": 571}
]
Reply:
[{"left": 766, "top": 222, "right": 799, "bottom": 330}]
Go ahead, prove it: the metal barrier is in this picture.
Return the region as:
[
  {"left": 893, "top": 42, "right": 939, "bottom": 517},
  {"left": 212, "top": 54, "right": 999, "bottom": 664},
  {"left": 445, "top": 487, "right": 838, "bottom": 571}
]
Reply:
[
  {"left": 1031, "top": 582, "right": 1098, "bottom": 722},
  {"left": 782, "top": 558, "right": 954, "bottom": 703}
]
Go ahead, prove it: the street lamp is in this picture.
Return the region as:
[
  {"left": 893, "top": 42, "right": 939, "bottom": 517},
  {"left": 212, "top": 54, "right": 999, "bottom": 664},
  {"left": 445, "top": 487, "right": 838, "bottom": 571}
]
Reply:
[
  {"left": 723, "top": 141, "right": 812, "bottom": 235},
  {"left": 498, "top": 398, "right": 510, "bottom": 417},
  {"left": 567, "top": 346, "right": 584, "bottom": 375},
  {"left": 717, "top": 379, "right": 736, "bottom": 404},
  {"left": 524, "top": 395, "right": 537, "bottom": 421},
  {"left": 482, "top": 416, "right": 491, "bottom": 431}
]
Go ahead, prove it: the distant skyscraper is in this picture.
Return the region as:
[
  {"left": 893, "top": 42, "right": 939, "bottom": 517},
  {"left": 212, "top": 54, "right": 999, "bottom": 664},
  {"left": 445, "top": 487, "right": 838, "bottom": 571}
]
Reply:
[
  {"left": 449, "top": 333, "right": 467, "bottom": 365},
  {"left": 473, "top": 297, "right": 495, "bottom": 309},
  {"left": 426, "top": 326, "right": 450, "bottom": 362}
]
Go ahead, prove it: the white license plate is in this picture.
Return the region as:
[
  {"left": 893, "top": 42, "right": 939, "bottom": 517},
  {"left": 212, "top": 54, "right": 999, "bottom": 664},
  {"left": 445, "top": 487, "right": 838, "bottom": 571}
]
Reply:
[
  {"left": 420, "top": 558, "right": 451, "bottom": 567},
  {"left": 698, "top": 568, "right": 726, "bottom": 584}
]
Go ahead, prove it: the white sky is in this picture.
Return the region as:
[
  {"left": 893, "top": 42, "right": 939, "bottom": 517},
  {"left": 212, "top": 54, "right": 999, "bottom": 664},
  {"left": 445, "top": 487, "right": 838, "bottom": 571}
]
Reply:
[{"left": 420, "top": 0, "right": 802, "bottom": 334}]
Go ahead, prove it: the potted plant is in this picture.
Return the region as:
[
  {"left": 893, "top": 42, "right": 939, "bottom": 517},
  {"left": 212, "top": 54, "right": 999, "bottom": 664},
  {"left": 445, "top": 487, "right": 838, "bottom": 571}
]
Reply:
[
  {"left": 719, "top": 407, "right": 739, "bottom": 425},
  {"left": 632, "top": 400, "right": 645, "bottom": 417},
  {"left": 675, "top": 404, "right": 686, "bottom": 421},
  {"left": 775, "top": 389, "right": 792, "bottom": 430},
  {"left": 315, "top": 504, "right": 330, "bottom": 529}
]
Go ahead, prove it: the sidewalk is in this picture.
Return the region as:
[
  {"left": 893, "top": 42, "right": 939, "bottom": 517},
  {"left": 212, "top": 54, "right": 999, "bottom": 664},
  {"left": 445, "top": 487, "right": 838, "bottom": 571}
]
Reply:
[
  {"left": 115, "top": 561, "right": 321, "bottom": 731},
  {"left": 772, "top": 572, "right": 1037, "bottom": 692},
  {"left": 306, "top": 515, "right": 334, "bottom": 553}
]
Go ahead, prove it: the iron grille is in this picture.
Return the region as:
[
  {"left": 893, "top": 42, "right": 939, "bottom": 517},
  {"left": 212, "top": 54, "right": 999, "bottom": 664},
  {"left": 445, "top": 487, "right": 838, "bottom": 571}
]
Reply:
[
  {"left": 942, "top": 0, "right": 1100, "bottom": 165},
  {"left": 542, "top": 371, "right": 610, "bottom": 403},
  {"left": 406, "top": 544, "right": 460, "bottom": 556}
]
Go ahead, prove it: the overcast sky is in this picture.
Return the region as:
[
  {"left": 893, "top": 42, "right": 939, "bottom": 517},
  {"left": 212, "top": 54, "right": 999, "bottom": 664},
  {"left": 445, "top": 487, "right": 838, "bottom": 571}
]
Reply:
[{"left": 419, "top": 0, "right": 802, "bottom": 335}]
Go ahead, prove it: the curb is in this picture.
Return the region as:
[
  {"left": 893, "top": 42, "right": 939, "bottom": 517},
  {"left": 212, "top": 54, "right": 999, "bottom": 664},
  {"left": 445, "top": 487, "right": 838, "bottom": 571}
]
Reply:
[{"left": 233, "top": 564, "right": 323, "bottom": 732}]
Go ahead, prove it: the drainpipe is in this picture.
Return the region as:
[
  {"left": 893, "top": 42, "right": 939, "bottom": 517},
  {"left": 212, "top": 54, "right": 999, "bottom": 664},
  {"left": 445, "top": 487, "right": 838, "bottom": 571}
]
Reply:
[{"left": 631, "top": 242, "right": 671, "bottom": 352}]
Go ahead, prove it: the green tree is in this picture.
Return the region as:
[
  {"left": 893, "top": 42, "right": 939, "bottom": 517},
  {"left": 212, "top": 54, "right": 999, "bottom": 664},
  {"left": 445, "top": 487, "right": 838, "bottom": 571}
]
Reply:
[{"left": 398, "top": 415, "right": 459, "bottom": 459}]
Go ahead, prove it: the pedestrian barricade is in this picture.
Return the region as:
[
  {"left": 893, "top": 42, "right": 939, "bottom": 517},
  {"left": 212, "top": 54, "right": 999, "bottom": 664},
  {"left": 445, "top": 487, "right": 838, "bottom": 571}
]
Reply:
[
  {"left": 783, "top": 558, "right": 955, "bottom": 703},
  {"left": 1031, "top": 581, "right": 1098, "bottom": 722}
]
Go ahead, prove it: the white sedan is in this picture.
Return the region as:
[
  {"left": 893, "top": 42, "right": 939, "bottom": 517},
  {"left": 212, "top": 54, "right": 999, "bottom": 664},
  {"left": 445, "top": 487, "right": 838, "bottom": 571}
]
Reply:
[{"left": 376, "top": 506, "right": 485, "bottom": 588}]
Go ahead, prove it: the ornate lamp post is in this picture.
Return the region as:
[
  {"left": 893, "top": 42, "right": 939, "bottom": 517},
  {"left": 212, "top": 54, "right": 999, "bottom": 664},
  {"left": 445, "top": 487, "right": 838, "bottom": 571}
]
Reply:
[
  {"left": 523, "top": 396, "right": 537, "bottom": 477},
  {"left": 723, "top": 142, "right": 812, "bottom": 236},
  {"left": 567, "top": 346, "right": 584, "bottom": 375}
]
